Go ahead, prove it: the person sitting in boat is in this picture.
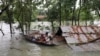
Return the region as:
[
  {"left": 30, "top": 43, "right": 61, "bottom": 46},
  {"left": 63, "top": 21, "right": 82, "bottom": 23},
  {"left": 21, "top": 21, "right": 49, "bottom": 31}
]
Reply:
[
  {"left": 28, "top": 32, "right": 40, "bottom": 41},
  {"left": 32, "top": 36, "right": 36, "bottom": 41},
  {"left": 39, "top": 34, "right": 46, "bottom": 43},
  {"left": 45, "top": 32, "right": 53, "bottom": 44},
  {"left": 48, "top": 32, "right": 53, "bottom": 40},
  {"left": 48, "top": 35, "right": 53, "bottom": 44},
  {"left": 45, "top": 32, "right": 50, "bottom": 43},
  {"left": 48, "top": 36, "right": 53, "bottom": 41}
]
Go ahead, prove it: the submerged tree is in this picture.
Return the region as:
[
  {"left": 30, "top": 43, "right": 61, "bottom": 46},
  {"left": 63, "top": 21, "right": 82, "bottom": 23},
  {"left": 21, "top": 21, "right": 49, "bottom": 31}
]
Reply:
[
  {"left": 0, "top": 0, "right": 100, "bottom": 35},
  {"left": 0, "top": 0, "right": 43, "bottom": 35}
]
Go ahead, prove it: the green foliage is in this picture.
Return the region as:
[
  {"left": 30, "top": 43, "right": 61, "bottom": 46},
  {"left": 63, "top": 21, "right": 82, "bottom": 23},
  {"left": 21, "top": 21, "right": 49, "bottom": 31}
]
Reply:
[{"left": 0, "top": 0, "right": 100, "bottom": 25}]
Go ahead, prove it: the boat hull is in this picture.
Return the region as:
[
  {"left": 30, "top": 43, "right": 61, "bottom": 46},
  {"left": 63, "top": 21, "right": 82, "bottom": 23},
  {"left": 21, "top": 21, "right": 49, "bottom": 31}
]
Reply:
[{"left": 23, "top": 35, "right": 56, "bottom": 46}]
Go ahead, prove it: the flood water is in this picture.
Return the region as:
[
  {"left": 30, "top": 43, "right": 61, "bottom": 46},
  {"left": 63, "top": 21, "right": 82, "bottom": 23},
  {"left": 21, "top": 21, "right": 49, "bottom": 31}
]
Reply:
[
  {"left": 1, "top": 34, "right": 100, "bottom": 56},
  {"left": 0, "top": 33, "right": 72, "bottom": 56},
  {"left": 0, "top": 22, "right": 100, "bottom": 56}
]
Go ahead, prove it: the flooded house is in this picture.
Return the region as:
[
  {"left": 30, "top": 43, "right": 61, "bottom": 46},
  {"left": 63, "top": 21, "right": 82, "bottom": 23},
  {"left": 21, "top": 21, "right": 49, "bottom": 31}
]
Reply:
[{"left": 56, "top": 26, "right": 100, "bottom": 45}]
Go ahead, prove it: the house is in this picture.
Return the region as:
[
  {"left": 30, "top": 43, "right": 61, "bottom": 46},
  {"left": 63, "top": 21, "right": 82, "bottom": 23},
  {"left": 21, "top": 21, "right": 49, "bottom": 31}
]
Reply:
[{"left": 56, "top": 26, "right": 100, "bottom": 45}]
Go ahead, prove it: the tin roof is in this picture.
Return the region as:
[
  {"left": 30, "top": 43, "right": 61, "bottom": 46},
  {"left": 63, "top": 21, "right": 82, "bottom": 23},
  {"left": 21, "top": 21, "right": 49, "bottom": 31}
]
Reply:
[{"left": 60, "top": 26, "right": 100, "bottom": 44}]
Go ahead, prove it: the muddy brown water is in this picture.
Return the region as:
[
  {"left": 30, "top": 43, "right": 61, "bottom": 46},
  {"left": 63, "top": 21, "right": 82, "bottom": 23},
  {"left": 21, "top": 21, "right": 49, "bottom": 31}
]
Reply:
[
  {"left": 0, "top": 22, "right": 100, "bottom": 56},
  {"left": 0, "top": 34, "right": 100, "bottom": 56},
  {"left": 0, "top": 33, "right": 71, "bottom": 56}
]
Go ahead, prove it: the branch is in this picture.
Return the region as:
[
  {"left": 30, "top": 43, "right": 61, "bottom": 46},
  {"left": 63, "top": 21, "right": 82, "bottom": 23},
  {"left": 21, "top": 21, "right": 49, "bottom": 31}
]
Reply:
[{"left": 0, "top": 4, "right": 9, "bottom": 15}]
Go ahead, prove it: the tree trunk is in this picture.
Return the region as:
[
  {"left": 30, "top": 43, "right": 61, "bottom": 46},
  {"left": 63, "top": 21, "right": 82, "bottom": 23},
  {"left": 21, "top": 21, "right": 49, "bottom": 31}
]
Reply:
[
  {"left": 95, "top": 8, "right": 100, "bottom": 17},
  {"left": 0, "top": 4, "right": 9, "bottom": 15},
  {"left": 0, "top": 4, "right": 9, "bottom": 35},
  {"left": 0, "top": 29, "right": 5, "bottom": 35},
  {"left": 0, "top": 22, "right": 4, "bottom": 35},
  {"left": 59, "top": 0, "right": 61, "bottom": 26},
  {"left": 85, "top": 20, "right": 87, "bottom": 26},
  {"left": 75, "top": 19, "right": 77, "bottom": 25},
  {"left": 77, "top": 0, "right": 82, "bottom": 26},
  {"left": 21, "top": 8, "right": 24, "bottom": 35},
  {"left": 6, "top": 8, "right": 13, "bottom": 34},
  {"left": 72, "top": 1, "right": 76, "bottom": 26},
  {"left": 28, "top": 2, "right": 32, "bottom": 34},
  {"left": 51, "top": 21, "right": 54, "bottom": 33}
]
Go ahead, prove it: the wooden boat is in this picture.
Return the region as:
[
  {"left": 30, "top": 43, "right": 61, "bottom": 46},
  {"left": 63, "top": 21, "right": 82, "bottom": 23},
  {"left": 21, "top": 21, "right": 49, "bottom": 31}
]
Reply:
[{"left": 23, "top": 35, "right": 56, "bottom": 46}]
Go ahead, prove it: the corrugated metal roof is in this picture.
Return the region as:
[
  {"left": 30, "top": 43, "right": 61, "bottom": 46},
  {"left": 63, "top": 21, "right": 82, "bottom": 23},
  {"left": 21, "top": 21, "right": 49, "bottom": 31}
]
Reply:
[{"left": 60, "top": 26, "right": 100, "bottom": 44}]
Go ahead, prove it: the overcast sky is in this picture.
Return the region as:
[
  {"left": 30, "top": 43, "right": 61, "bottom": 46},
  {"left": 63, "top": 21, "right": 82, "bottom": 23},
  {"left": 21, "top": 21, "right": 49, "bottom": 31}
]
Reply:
[{"left": 76, "top": 0, "right": 80, "bottom": 8}]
